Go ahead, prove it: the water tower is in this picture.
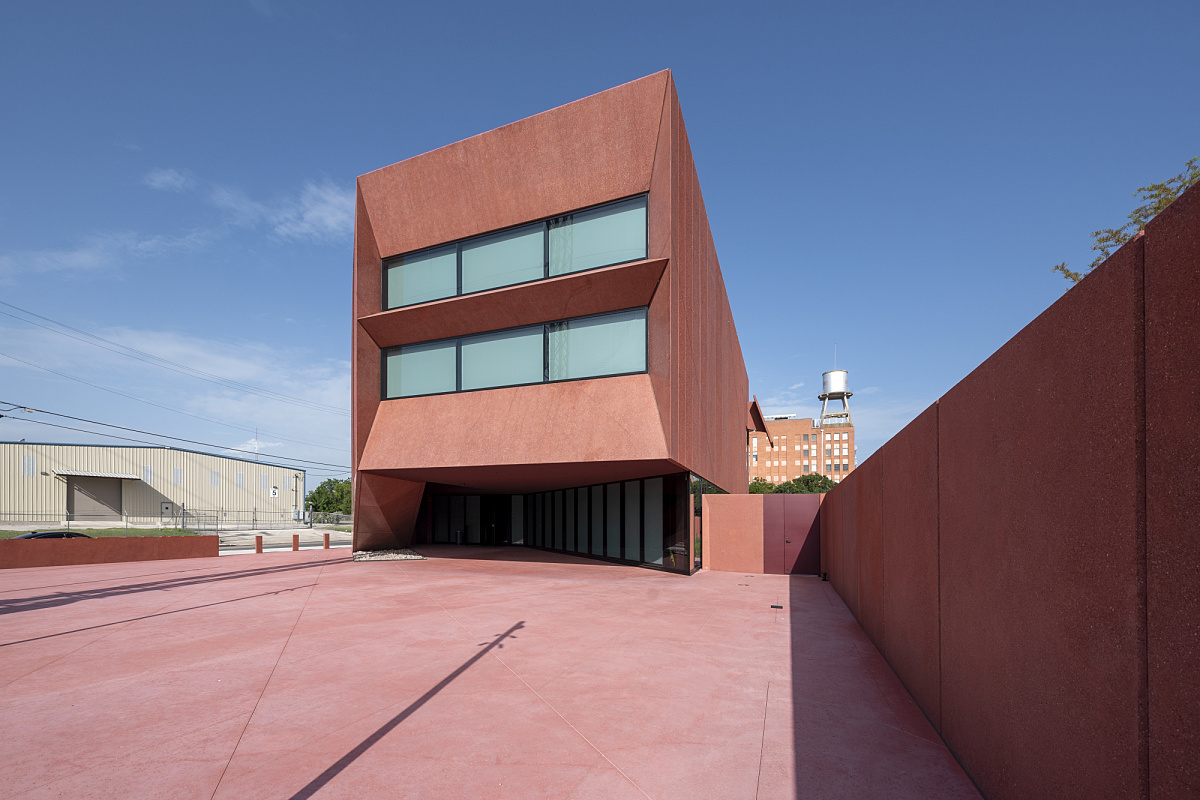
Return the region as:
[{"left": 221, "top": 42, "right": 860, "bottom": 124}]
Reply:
[{"left": 818, "top": 369, "right": 852, "bottom": 427}]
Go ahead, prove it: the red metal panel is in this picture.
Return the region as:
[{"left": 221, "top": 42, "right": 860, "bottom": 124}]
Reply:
[
  {"left": 782, "top": 493, "right": 820, "bottom": 575},
  {"left": 1145, "top": 182, "right": 1200, "bottom": 797},
  {"left": 762, "top": 494, "right": 786, "bottom": 575},
  {"left": 702, "top": 494, "right": 764, "bottom": 573}
]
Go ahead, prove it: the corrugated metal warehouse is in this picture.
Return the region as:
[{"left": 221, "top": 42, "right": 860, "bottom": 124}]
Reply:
[{"left": 1, "top": 442, "right": 306, "bottom": 528}]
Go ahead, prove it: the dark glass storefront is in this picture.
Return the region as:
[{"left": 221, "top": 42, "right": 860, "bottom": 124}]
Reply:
[{"left": 422, "top": 472, "right": 699, "bottom": 575}]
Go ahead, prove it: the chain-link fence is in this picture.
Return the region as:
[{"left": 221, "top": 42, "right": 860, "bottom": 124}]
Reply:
[
  {"left": 310, "top": 511, "right": 352, "bottom": 525},
  {"left": 0, "top": 509, "right": 317, "bottom": 533}
]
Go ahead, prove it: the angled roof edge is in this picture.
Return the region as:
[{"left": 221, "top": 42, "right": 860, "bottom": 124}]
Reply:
[
  {"left": 360, "top": 70, "right": 673, "bottom": 182},
  {"left": 748, "top": 397, "right": 772, "bottom": 445}
]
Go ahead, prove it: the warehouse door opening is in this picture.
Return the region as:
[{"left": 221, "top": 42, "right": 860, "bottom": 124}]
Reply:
[{"left": 67, "top": 476, "right": 122, "bottom": 522}]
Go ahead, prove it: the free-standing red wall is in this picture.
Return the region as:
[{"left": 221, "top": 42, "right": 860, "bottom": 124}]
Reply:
[
  {"left": 937, "top": 234, "right": 1144, "bottom": 799},
  {"left": 1144, "top": 184, "right": 1200, "bottom": 798},
  {"left": 880, "top": 404, "right": 941, "bottom": 728},
  {"left": 819, "top": 182, "right": 1200, "bottom": 799}
]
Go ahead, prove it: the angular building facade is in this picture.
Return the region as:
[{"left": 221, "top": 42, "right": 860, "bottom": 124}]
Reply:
[{"left": 352, "top": 71, "right": 748, "bottom": 573}]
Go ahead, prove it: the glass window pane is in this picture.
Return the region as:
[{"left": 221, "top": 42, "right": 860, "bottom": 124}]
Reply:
[
  {"left": 387, "top": 340, "right": 457, "bottom": 398},
  {"left": 565, "top": 490, "right": 575, "bottom": 552},
  {"left": 548, "top": 308, "right": 646, "bottom": 381},
  {"left": 554, "top": 490, "right": 563, "bottom": 550},
  {"left": 577, "top": 487, "right": 589, "bottom": 554},
  {"left": 510, "top": 495, "right": 524, "bottom": 545},
  {"left": 536, "top": 493, "right": 544, "bottom": 547},
  {"left": 644, "top": 477, "right": 663, "bottom": 565},
  {"left": 461, "top": 224, "right": 543, "bottom": 294},
  {"left": 386, "top": 245, "right": 457, "bottom": 308},
  {"left": 606, "top": 483, "right": 621, "bottom": 558},
  {"left": 460, "top": 326, "right": 543, "bottom": 391},
  {"left": 467, "top": 495, "right": 481, "bottom": 544},
  {"left": 549, "top": 196, "right": 647, "bottom": 276},
  {"left": 624, "top": 480, "right": 640, "bottom": 562},
  {"left": 591, "top": 485, "right": 604, "bottom": 555}
]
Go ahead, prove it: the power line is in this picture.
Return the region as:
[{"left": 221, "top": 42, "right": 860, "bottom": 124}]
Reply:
[
  {"left": 1, "top": 415, "right": 349, "bottom": 473},
  {"left": 0, "top": 349, "right": 349, "bottom": 453},
  {"left": 0, "top": 401, "right": 350, "bottom": 469},
  {"left": 0, "top": 301, "right": 349, "bottom": 416}
]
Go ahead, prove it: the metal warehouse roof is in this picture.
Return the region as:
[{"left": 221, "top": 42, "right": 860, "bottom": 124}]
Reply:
[{"left": 53, "top": 470, "right": 142, "bottom": 480}]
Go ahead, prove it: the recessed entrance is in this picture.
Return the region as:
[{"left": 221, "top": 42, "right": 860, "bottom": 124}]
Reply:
[{"left": 430, "top": 495, "right": 515, "bottom": 546}]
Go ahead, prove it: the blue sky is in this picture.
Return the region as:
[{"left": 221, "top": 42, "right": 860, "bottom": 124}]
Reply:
[{"left": 1, "top": 0, "right": 1197, "bottom": 479}]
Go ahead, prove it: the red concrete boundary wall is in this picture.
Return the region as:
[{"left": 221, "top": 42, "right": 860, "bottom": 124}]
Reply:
[
  {"left": 821, "top": 183, "right": 1200, "bottom": 800},
  {"left": 0, "top": 536, "right": 220, "bottom": 569},
  {"left": 705, "top": 493, "right": 820, "bottom": 575}
]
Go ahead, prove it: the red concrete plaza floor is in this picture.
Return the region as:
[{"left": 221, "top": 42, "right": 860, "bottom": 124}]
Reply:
[{"left": 0, "top": 546, "right": 979, "bottom": 799}]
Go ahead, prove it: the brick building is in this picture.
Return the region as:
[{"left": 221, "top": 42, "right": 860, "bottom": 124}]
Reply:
[{"left": 747, "top": 415, "right": 856, "bottom": 487}]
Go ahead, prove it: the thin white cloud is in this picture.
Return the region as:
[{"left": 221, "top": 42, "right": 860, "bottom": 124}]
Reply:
[
  {"left": 0, "top": 230, "right": 212, "bottom": 283},
  {"left": 143, "top": 168, "right": 196, "bottom": 192},
  {"left": 248, "top": 0, "right": 275, "bottom": 19},
  {"left": 0, "top": 175, "right": 353, "bottom": 284},
  {"left": 271, "top": 181, "right": 355, "bottom": 241},
  {"left": 209, "top": 186, "right": 270, "bottom": 228},
  {"left": 788, "top": 382, "right": 805, "bottom": 390},
  {"left": 208, "top": 180, "right": 354, "bottom": 242}
]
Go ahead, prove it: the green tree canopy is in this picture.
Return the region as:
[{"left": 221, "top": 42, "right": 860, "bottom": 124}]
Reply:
[
  {"left": 775, "top": 473, "right": 836, "bottom": 493},
  {"left": 305, "top": 478, "right": 351, "bottom": 514},
  {"left": 1054, "top": 157, "right": 1199, "bottom": 286},
  {"left": 749, "top": 477, "right": 775, "bottom": 494},
  {"left": 749, "top": 474, "right": 835, "bottom": 494}
]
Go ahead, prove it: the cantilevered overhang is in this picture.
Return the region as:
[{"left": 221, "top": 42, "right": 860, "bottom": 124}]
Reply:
[
  {"left": 359, "top": 373, "right": 670, "bottom": 490},
  {"left": 358, "top": 257, "right": 667, "bottom": 348},
  {"left": 363, "top": 460, "right": 683, "bottom": 495}
]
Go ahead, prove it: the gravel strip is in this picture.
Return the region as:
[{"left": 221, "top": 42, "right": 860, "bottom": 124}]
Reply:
[{"left": 352, "top": 548, "right": 426, "bottom": 561}]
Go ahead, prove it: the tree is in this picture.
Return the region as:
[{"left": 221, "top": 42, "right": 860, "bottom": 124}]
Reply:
[
  {"left": 749, "top": 477, "right": 775, "bottom": 494},
  {"left": 749, "top": 474, "right": 835, "bottom": 494},
  {"left": 775, "top": 473, "right": 836, "bottom": 494},
  {"left": 1054, "top": 157, "right": 1199, "bottom": 286},
  {"left": 305, "top": 478, "right": 351, "bottom": 514}
]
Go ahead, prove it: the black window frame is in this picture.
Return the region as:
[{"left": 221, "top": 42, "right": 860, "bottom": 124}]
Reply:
[
  {"left": 381, "top": 193, "right": 650, "bottom": 312},
  {"left": 380, "top": 306, "right": 650, "bottom": 400}
]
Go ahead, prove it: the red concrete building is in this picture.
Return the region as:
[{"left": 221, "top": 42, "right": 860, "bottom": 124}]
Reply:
[{"left": 351, "top": 71, "right": 748, "bottom": 573}]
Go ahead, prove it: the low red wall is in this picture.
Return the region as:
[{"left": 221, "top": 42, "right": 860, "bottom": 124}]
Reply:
[
  {"left": 0, "top": 536, "right": 220, "bottom": 569},
  {"left": 820, "top": 183, "right": 1200, "bottom": 800},
  {"left": 703, "top": 494, "right": 763, "bottom": 574},
  {"left": 705, "top": 493, "right": 820, "bottom": 575}
]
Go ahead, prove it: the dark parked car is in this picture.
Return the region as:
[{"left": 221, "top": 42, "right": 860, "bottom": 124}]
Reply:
[{"left": 11, "top": 531, "right": 93, "bottom": 539}]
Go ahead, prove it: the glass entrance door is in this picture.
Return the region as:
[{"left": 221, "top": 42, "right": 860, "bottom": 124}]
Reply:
[{"left": 430, "top": 494, "right": 513, "bottom": 546}]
